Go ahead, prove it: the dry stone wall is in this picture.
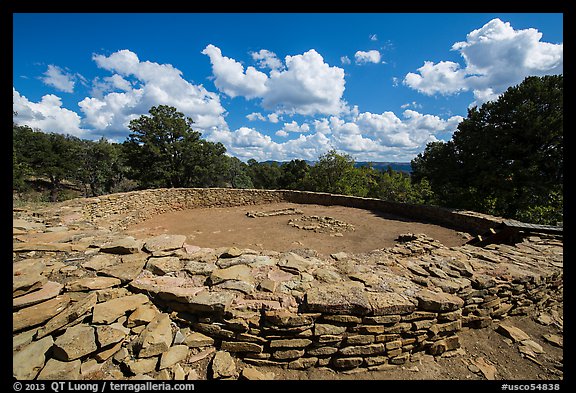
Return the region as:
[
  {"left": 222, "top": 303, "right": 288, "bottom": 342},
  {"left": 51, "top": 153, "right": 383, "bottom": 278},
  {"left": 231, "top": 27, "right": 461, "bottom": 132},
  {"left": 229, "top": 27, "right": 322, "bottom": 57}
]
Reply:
[
  {"left": 12, "top": 188, "right": 563, "bottom": 380},
  {"left": 79, "top": 188, "right": 504, "bottom": 234}
]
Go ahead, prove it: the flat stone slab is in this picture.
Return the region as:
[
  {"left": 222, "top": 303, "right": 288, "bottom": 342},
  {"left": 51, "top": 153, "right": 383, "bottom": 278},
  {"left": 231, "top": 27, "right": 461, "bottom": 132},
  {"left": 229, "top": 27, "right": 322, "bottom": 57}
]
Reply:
[
  {"left": 415, "top": 289, "right": 464, "bottom": 312},
  {"left": 13, "top": 336, "right": 54, "bottom": 380},
  {"left": 13, "top": 281, "right": 63, "bottom": 309},
  {"left": 304, "top": 283, "right": 371, "bottom": 315},
  {"left": 92, "top": 293, "right": 150, "bottom": 324},
  {"left": 146, "top": 256, "right": 183, "bottom": 275},
  {"left": 13, "top": 258, "right": 48, "bottom": 297},
  {"left": 99, "top": 236, "right": 143, "bottom": 254},
  {"left": 134, "top": 313, "right": 173, "bottom": 358},
  {"left": 367, "top": 291, "right": 416, "bottom": 315},
  {"left": 65, "top": 277, "right": 122, "bottom": 292},
  {"left": 35, "top": 292, "right": 98, "bottom": 339},
  {"left": 37, "top": 358, "right": 81, "bottom": 380},
  {"left": 53, "top": 324, "right": 98, "bottom": 361},
  {"left": 13, "top": 218, "right": 45, "bottom": 231},
  {"left": 210, "top": 264, "right": 253, "bottom": 285},
  {"left": 129, "top": 275, "right": 207, "bottom": 303},
  {"left": 98, "top": 253, "right": 147, "bottom": 282},
  {"left": 496, "top": 324, "right": 531, "bottom": 343},
  {"left": 144, "top": 234, "right": 187, "bottom": 252},
  {"left": 13, "top": 294, "right": 71, "bottom": 332}
]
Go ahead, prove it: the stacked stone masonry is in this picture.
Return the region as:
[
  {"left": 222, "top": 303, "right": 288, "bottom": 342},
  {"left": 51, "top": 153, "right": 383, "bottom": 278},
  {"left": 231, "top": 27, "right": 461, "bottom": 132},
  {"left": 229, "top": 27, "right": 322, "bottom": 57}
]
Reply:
[{"left": 12, "top": 188, "right": 563, "bottom": 380}]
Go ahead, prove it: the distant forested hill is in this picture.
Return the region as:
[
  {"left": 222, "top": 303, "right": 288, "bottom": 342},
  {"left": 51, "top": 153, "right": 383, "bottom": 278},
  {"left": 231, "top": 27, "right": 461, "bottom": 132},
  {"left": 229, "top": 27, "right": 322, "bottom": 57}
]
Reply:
[{"left": 263, "top": 160, "right": 412, "bottom": 173}]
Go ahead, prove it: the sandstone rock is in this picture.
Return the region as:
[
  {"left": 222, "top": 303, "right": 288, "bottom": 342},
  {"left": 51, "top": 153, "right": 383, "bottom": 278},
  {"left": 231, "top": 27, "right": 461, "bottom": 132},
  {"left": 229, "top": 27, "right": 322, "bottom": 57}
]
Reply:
[
  {"left": 159, "top": 345, "right": 189, "bottom": 369},
  {"left": 134, "top": 313, "right": 173, "bottom": 358},
  {"left": 94, "top": 340, "right": 124, "bottom": 362},
  {"left": 542, "top": 334, "right": 563, "bottom": 348},
  {"left": 305, "top": 283, "right": 371, "bottom": 315},
  {"left": 220, "top": 247, "right": 244, "bottom": 258},
  {"left": 407, "top": 262, "right": 429, "bottom": 277},
  {"left": 65, "top": 277, "right": 122, "bottom": 292},
  {"left": 127, "top": 304, "right": 160, "bottom": 328},
  {"left": 272, "top": 349, "right": 304, "bottom": 360},
  {"left": 221, "top": 341, "right": 263, "bottom": 353},
  {"left": 345, "top": 335, "right": 375, "bottom": 345},
  {"left": 189, "top": 347, "right": 216, "bottom": 363},
  {"left": 186, "top": 290, "right": 236, "bottom": 314},
  {"left": 53, "top": 324, "right": 98, "bottom": 361},
  {"left": 314, "top": 323, "right": 347, "bottom": 335},
  {"left": 37, "top": 358, "right": 81, "bottom": 380},
  {"left": 521, "top": 339, "right": 544, "bottom": 354},
  {"left": 129, "top": 275, "right": 207, "bottom": 303},
  {"left": 95, "top": 323, "right": 130, "bottom": 347},
  {"left": 269, "top": 338, "right": 312, "bottom": 348},
  {"left": 146, "top": 256, "right": 182, "bottom": 275},
  {"left": 307, "top": 346, "right": 339, "bottom": 356},
  {"left": 339, "top": 343, "right": 385, "bottom": 356},
  {"left": 184, "top": 261, "right": 216, "bottom": 275},
  {"left": 124, "top": 357, "right": 158, "bottom": 375},
  {"left": 215, "top": 280, "right": 255, "bottom": 294},
  {"left": 416, "top": 289, "right": 464, "bottom": 312},
  {"left": 211, "top": 351, "right": 237, "bottom": 379},
  {"left": 496, "top": 324, "right": 531, "bottom": 343},
  {"left": 13, "top": 281, "right": 63, "bottom": 309},
  {"left": 264, "top": 310, "right": 314, "bottom": 327},
  {"left": 471, "top": 274, "right": 498, "bottom": 289},
  {"left": 92, "top": 293, "right": 149, "bottom": 324},
  {"left": 185, "top": 331, "right": 215, "bottom": 348},
  {"left": 144, "top": 234, "right": 187, "bottom": 253},
  {"left": 389, "top": 353, "right": 410, "bottom": 365},
  {"left": 367, "top": 292, "right": 416, "bottom": 315},
  {"left": 241, "top": 366, "right": 275, "bottom": 380},
  {"left": 13, "top": 336, "right": 54, "bottom": 380},
  {"left": 288, "top": 357, "right": 318, "bottom": 369},
  {"left": 35, "top": 292, "right": 98, "bottom": 339},
  {"left": 13, "top": 242, "right": 78, "bottom": 253},
  {"left": 210, "top": 264, "right": 253, "bottom": 285},
  {"left": 13, "top": 218, "right": 45, "bottom": 231},
  {"left": 81, "top": 254, "right": 119, "bottom": 271},
  {"left": 332, "top": 357, "right": 363, "bottom": 369},
  {"left": 98, "top": 253, "right": 147, "bottom": 282},
  {"left": 313, "top": 267, "right": 342, "bottom": 283},
  {"left": 13, "top": 258, "right": 47, "bottom": 297},
  {"left": 100, "top": 236, "right": 143, "bottom": 254},
  {"left": 470, "top": 356, "right": 497, "bottom": 380},
  {"left": 278, "top": 252, "right": 314, "bottom": 274},
  {"left": 259, "top": 279, "right": 278, "bottom": 292},
  {"left": 13, "top": 294, "right": 70, "bottom": 332}
]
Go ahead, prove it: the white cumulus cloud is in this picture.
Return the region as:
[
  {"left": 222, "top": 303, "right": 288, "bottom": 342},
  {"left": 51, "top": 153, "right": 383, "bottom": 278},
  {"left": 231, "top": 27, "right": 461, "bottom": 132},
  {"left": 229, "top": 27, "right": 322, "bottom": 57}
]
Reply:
[
  {"left": 201, "top": 44, "right": 268, "bottom": 99},
  {"left": 250, "top": 49, "right": 284, "bottom": 71},
  {"left": 203, "top": 45, "right": 348, "bottom": 117},
  {"left": 354, "top": 50, "right": 381, "bottom": 64},
  {"left": 40, "top": 65, "right": 79, "bottom": 93},
  {"left": 80, "top": 49, "right": 228, "bottom": 133},
  {"left": 404, "top": 18, "right": 563, "bottom": 105},
  {"left": 13, "top": 88, "right": 87, "bottom": 137}
]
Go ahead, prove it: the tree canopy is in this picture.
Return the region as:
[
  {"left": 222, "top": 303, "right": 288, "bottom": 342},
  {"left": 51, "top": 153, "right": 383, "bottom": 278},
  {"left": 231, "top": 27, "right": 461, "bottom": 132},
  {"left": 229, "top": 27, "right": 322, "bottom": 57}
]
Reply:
[{"left": 411, "top": 75, "right": 563, "bottom": 224}]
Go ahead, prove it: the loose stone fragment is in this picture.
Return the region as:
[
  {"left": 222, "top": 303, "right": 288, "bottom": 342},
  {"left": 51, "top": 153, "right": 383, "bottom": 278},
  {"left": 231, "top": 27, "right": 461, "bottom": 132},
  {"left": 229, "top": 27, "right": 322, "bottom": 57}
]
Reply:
[{"left": 13, "top": 336, "right": 54, "bottom": 380}]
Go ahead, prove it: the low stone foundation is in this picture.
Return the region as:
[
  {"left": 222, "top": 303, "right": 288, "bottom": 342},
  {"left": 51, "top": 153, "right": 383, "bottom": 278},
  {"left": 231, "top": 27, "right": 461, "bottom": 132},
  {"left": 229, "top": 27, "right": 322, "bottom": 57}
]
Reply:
[
  {"left": 13, "top": 188, "right": 563, "bottom": 380},
  {"left": 77, "top": 188, "right": 504, "bottom": 234}
]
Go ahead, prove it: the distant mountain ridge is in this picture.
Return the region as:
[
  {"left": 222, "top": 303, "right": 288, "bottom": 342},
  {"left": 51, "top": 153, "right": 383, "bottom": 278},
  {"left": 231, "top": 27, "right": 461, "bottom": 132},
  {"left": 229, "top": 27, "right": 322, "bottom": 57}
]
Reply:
[{"left": 260, "top": 160, "right": 412, "bottom": 173}]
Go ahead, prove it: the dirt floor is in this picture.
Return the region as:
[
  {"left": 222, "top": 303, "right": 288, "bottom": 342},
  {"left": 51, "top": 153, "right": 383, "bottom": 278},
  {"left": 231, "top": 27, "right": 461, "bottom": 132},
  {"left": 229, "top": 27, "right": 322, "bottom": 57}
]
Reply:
[{"left": 125, "top": 202, "right": 469, "bottom": 257}]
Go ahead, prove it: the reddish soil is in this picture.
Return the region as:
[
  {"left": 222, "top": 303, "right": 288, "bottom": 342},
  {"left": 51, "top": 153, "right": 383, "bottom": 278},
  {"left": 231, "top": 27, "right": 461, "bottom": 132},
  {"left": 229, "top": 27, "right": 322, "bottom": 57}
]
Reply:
[{"left": 125, "top": 202, "right": 469, "bottom": 256}]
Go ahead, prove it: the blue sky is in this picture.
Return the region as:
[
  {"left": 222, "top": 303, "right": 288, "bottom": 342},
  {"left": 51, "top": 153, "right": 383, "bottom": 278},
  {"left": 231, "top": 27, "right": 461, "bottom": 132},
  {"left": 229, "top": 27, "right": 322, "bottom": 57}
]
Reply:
[{"left": 13, "top": 13, "right": 563, "bottom": 162}]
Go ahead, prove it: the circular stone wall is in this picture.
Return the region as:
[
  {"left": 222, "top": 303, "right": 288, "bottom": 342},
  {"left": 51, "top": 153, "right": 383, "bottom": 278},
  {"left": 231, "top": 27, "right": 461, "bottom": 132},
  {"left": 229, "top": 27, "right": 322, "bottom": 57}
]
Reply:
[{"left": 12, "top": 188, "right": 563, "bottom": 381}]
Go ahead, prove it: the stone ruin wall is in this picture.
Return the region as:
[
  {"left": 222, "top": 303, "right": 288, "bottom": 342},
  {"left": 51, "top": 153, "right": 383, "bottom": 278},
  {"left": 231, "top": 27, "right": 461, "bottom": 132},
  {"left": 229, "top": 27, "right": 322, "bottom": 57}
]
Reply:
[
  {"left": 81, "top": 187, "right": 503, "bottom": 234},
  {"left": 13, "top": 188, "right": 563, "bottom": 379}
]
